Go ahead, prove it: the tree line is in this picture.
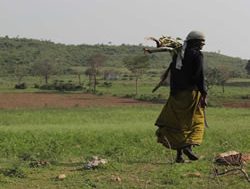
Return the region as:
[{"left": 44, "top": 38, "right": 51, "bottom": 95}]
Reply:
[{"left": 0, "top": 36, "right": 249, "bottom": 94}]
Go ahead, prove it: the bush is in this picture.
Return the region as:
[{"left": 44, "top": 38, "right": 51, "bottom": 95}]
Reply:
[
  {"left": 15, "top": 83, "right": 27, "bottom": 89},
  {"left": 39, "top": 82, "right": 83, "bottom": 91},
  {"left": 101, "top": 81, "right": 112, "bottom": 88},
  {"left": 241, "top": 95, "right": 249, "bottom": 99},
  {"left": 40, "top": 84, "right": 55, "bottom": 90},
  {"left": 34, "top": 83, "right": 40, "bottom": 88},
  {"left": 136, "top": 94, "right": 166, "bottom": 103},
  {"left": 123, "top": 94, "right": 136, "bottom": 98},
  {"left": 1, "top": 166, "right": 26, "bottom": 178}
]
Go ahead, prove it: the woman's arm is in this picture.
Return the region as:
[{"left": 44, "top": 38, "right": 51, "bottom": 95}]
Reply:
[{"left": 143, "top": 47, "right": 173, "bottom": 54}]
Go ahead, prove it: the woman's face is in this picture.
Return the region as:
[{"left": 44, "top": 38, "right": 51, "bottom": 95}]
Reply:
[
  {"left": 187, "top": 39, "right": 205, "bottom": 50},
  {"left": 198, "top": 40, "right": 205, "bottom": 50}
]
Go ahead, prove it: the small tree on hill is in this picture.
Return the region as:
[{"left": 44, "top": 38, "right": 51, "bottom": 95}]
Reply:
[
  {"left": 205, "top": 67, "right": 219, "bottom": 90},
  {"left": 32, "top": 57, "right": 62, "bottom": 84},
  {"left": 14, "top": 63, "right": 30, "bottom": 85},
  {"left": 71, "top": 69, "right": 84, "bottom": 85},
  {"left": 86, "top": 53, "right": 106, "bottom": 93},
  {"left": 2, "top": 53, "right": 30, "bottom": 87},
  {"left": 217, "top": 66, "right": 231, "bottom": 93},
  {"left": 206, "top": 66, "right": 231, "bottom": 93},
  {"left": 124, "top": 55, "right": 150, "bottom": 95}
]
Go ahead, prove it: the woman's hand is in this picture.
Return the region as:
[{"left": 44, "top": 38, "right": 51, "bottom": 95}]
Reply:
[
  {"left": 143, "top": 48, "right": 152, "bottom": 54},
  {"left": 199, "top": 95, "right": 207, "bottom": 108}
]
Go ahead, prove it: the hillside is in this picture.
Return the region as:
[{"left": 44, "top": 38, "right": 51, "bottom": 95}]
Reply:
[{"left": 0, "top": 36, "right": 247, "bottom": 75}]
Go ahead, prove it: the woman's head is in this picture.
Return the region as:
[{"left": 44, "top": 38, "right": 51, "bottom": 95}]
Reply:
[{"left": 186, "top": 31, "right": 205, "bottom": 50}]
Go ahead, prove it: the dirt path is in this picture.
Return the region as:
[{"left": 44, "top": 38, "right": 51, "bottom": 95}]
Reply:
[
  {"left": 1, "top": 93, "right": 249, "bottom": 110},
  {"left": 0, "top": 93, "right": 151, "bottom": 109},
  {"left": 223, "top": 101, "right": 250, "bottom": 108}
]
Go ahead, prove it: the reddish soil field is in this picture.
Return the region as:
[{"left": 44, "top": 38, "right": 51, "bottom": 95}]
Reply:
[
  {"left": 0, "top": 93, "right": 249, "bottom": 110},
  {"left": 223, "top": 101, "right": 250, "bottom": 108},
  {"left": 0, "top": 93, "right": 150, "bottom": 109}
]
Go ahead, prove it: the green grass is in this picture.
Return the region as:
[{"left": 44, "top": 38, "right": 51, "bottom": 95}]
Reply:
[
  {"left": 0, "top": 105, "right": 249, "bottom": 188},
  {"left": 0, "top": 73, "right": 250, "bottom": 188},
  {"left": 1, "top": 74, "right": 250, "bottom": 103}
]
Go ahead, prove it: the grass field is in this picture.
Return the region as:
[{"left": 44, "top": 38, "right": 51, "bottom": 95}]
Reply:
[
  {"left": 1, "top": 75, "right": 250, "bottom": 108},
  {"left": 0, "top": 105, "right": 249, "bottom": 189},
  {"left": 0, "top": 74, "right": 249, "bottom": 188}
]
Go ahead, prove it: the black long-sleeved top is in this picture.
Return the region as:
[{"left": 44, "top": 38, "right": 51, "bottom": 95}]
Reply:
[{"left": 170, "top": 47, "right": 207, "bottom": 96}]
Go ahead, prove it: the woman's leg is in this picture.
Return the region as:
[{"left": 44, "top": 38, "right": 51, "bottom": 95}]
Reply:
[
  {"left": 182, "top": 145, "right": 199, "bottom": 160},
  {"left": 175, "top": 148, "right": 184, "bottom": 163}
]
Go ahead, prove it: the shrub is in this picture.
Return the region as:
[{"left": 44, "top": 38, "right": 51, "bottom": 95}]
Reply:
[
  {"left": 1, "top": 166, "right": 26, "bottom": 178},
  {"left": 39, "top": 82, "right": 83, "bottom": 91},
  {"left": 241, "top": 95, "right": 249, "bottom": 99},
  {"left": 34, "top": 83, "right": 40, "bottom": 88},
  {"left": 136, "top": 94, "right": 166, "bottom": 103},
  {"left": 101, "top": 81, "right": 112, "bottom": 88},
  {"left": 15, "top": 83, "right": 27, "bottom": 89},
  {"left": 39, "top": 84, "right": 55, "bottom": 90}
]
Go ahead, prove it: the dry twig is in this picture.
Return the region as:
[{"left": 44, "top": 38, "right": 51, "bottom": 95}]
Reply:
[{"left": 213, "top": 165, "right": 250, "bottom": 182}]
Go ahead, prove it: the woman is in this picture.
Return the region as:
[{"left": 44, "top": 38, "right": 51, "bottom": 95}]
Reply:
[{"left": 155, "top": 31, "right": 207, "bottom": 163}]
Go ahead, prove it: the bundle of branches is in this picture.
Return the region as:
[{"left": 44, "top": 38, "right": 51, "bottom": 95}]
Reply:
[
  {"left": 213, "top": 151, "right": 250, "bottom": 182},
  {"left": 144, "top": 35, "right": 183, "bottom": 93},
  {"left": 144, "top": 36, "right": 183, "bottom": 54},
  {"left": 215, "top": 151, "right": 244, "bottom": 166}
]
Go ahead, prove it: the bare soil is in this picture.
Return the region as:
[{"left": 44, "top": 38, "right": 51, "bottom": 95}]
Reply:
[
  {"left": 0, "top": 93, "right": 150, "bottom": 109},
  {"left": 1, "top": 93, "right": 249, "bottom": 110},
  {"left": 223, "top": 101, "right": 250, "bottom": 108}
]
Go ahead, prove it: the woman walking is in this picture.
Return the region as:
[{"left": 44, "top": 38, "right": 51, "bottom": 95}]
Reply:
[{"left": 154, "top": 31, "right": 207, "bottom": 163}]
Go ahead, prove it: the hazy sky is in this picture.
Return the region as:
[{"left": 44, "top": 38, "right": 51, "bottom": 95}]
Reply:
[{"left": 1, "top": 0, "right": 250, "bottom": 59}]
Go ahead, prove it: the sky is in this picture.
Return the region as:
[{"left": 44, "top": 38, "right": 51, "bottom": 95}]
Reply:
[{"left": 1, "top": 0, "right": 250, "bottom": 59}]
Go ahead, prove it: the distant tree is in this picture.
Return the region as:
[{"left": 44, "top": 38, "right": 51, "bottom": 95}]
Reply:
[
  {"left": 14, "top": 63, "right": 30, "bottom": 85},
  {"left": 84, "top": 68, "right": 94, "bottom": 89},
  {"left": 124, "top": 55, "right": 150, "bottom": 95},
  {"left": 32, "top": 57, "right": 62, "bottom": 84},
  {"left": 1, "top": 53, "right": 30, "bottom": 85},
  {"left": 71, "top": 69, "right": 84, "bottom": 85},
  {"left": 216, "top": 66, "right": 231, "bottom": 93},
  {"left": 245, "top": 60, "right": 250, "bottom": 75},
  {"left": 206, "top": 66, "right": 231, "bottom": 93},
  {"left": 205, "top": 67, "right": 220, "bottom": 89},
  {"left": 103, "top": 69, "right": 120, "bottom": 80},
  {"left": 86, "top": 53, "right": 107, "bottom": 93}
]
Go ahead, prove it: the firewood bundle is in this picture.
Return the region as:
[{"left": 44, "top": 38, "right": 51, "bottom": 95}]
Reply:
[
  {"left": 215, "top": 151, "right": 250, "bottom": 166},
  {"left": 145, "top": 36, "right": 183, "bottom": 52}
]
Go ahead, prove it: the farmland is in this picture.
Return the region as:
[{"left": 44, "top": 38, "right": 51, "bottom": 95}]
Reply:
[
  {"left": 0, "top": 37, "right": 250, "bottom": 188},
  {"left": 0, "top": 89, "right": 249, "bottom": 188}
]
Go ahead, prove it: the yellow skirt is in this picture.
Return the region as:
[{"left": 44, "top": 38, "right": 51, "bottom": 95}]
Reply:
[{"left": 155, "top": 90, "right": 205, "bottom": 150}]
